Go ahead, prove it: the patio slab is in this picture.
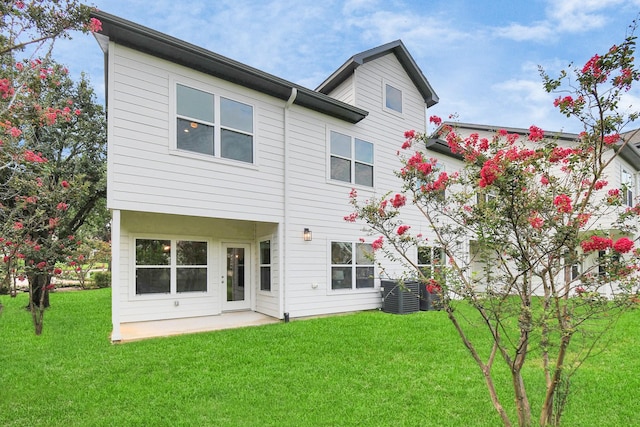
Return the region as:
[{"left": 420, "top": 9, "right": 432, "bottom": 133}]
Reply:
[{"left": 116, "top": 311, "right": 280, "bottom": 342}]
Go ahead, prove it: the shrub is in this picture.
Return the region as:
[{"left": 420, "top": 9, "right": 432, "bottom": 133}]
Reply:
[{"left": 91, "top": 271, "right": 111, "bottom": 288}]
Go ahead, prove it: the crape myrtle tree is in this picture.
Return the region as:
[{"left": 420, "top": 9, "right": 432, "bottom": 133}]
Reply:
[
  {"left": 0, "top": 0, "right": 103, "bottom": 334},
  {"left": 347, "top": 28, "right": 640, "bottom": 427}
]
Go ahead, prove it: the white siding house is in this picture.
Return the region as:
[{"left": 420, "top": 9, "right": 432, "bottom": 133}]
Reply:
[{"left": 92, "top": 11, "right": 442, "bottom": 341}]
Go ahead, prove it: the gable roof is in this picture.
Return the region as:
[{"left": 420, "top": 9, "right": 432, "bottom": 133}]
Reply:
[
  {"left": 90, "top": 10, "right": 368, "bottom": 123},
  {"left": 316, "top": 40, "right": 439, "bottom": 108}
]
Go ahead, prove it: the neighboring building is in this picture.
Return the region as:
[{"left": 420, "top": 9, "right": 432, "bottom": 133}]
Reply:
[{"left": 91, "top": 11, "right": 441, "bottom": 341}]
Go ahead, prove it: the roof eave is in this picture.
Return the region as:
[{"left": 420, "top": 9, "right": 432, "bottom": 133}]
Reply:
[{"left": 90, "top": 10, "right": 368, "bottom": 124}]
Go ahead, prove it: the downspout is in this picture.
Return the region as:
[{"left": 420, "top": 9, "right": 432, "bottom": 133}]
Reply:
[{"left": 281, "top": 87, "right": 297, "bottom": 321}]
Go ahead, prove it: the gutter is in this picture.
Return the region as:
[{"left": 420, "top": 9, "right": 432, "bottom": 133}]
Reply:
[{"left": 281, "top": 87, "right": 297, "bottom": 320}]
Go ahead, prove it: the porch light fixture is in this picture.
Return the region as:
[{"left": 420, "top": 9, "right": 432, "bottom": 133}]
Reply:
[{"left": 303, "top": 228, "right": 312, "bottom": 241}]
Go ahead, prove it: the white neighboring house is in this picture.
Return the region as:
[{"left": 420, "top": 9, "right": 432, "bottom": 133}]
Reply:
[
  {"left": 91, "top": 11, "right": 442, "bottom": 341},
  {"left": 446, "top": 122, "right": 640, "bottom": 294}
]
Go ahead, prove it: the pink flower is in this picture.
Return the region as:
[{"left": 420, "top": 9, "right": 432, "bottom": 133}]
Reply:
[
  {"left": 372, "top": 237, "right": 384, "bottom": 251},
  {"left": 13, "top": 222, "right": 23, "bottom": 230},
  {"left": 594, "top": 180, "right": 608, "bottom": 190},
  {"left": 553, "top": 194, "right": 573, "bottom": 213},
  {"left": 396, "top": 225, "right": 411, "bottom": 235},
  {"left": 429, "top": 115, "right": 442, "bottom": 126},
  {"left": 24, "top": 150, "right": 47, "bottom": 163},
  {"left": 36, "top": 261, "right": 47, "bottom": 270},
  {"left": 61, "top": 180, "right": 70, "bottom": 188},
  {"left": 613, "top": 237, "right": 634, "bottom": 253},
  {"left": 56, "top": 202, "right": 69, "bottom": 211},
  {"left": 343, "top": 212, "right": 358, "bottom": 222},
  {"left": 404, "top": 130, "right": 416, "bottom": 139},
  {"left": 528, "top": 215, "right": 544, "bottom": 230},
  {"left": 391, "top": 194, "right": 406, "bottom": 208},
  {"left": 8, "top": 127, "right": 21, "bottom": 138},
  {"left": 528, "top": 125, "right": 544, "bottom": 142},
  {"left": 53, "top": 268, "right": 62, "bottom": 275},
  {"left": 603, "top": 134, "right": 620, "bottom": 145},
  {"left": 540, "top": 176, "right": 549, "bottom": 186},
  {"left": 86, "top": 17, "right": 103, "bottom": 33},
  {"left": 581, "top": 235, "right": 613, "bottom": 252}
]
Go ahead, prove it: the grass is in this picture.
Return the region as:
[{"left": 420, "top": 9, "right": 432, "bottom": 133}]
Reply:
[{"left": 0, "top": 290, "right": 638, "bottom": 426}]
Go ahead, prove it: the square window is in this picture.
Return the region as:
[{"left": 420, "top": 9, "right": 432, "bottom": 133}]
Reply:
[
  {"left": 175, "top": 84, "right": 254, "bottom": 163},
  {"left": 331, "top": 242, "right": 375, "bottom": 290}
]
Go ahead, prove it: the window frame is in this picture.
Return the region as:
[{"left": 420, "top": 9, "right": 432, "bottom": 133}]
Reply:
[
  {"left": 259, "top": 239, "right": 272, "bottom": 292},
  {"left": 132, "top": 235, "right": 210, "bottom": 299},
  {"left": 172, "top": 80, "right": 256, "bottom": 165},
  {"left": 417, "top": 246, "right": 445, "bottom": 280},
  {"left": 383, "top": 80, "right": 403, "bottom": 115},
  {"left": 329, "top": 241, "right": 376, "bottom": 292},
  {"left": 328, "top": 130, "right": 374, "bottom": 188},
  {"left": 621, "top": 167, "right": 635, "bottom": 207}
]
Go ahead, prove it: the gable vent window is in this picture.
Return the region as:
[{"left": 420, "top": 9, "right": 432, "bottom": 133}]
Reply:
[
  {"left": 330, "top": 131, "right": 374, "bottom": 187},
  {"left": 176, "top": 84, "right": 254, "bottom": 163},
  {"left": 384, "top": 83, "right": 403, "bottom": 113}
]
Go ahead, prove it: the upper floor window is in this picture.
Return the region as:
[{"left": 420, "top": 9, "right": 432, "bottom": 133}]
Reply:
[
  {"left": 331, "top": 242, "right": 374, "bottom": 290},
  {"left": 384, "top": 83, "right": 402, "bottom": 113},
  {"left": 330, "top": 131, "right": 373, "bottom": 187},
  {"left": 621, "top": 168, "right": 634, "bottom": 207},
  {"left": 135, "top": 238, "right": 208, "bottom": 295},
  {"left": 176, "top": 84, "right": 254, "bottom": 163}
]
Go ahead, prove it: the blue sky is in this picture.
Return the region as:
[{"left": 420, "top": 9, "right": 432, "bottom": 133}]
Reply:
[{"left": 55, "top": 0, "right": 640, "bottom": 134}]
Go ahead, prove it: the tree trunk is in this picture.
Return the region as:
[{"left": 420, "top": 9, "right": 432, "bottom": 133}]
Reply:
[
  {"left": 28, "top": 272, "right": 50, "bottom": 309},
  {"left": 539, "top": 336, "right": 571, "bottom": 426},
  {"left": 27, "top": 272, "right": 50, "bottom": 335}
]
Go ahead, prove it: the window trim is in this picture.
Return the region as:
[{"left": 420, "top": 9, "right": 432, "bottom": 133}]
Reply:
[
  {"left": 382, "top": 79, "right": 403, "bottom": 116},
  {"left": 131, "top": 234, "right": 211, "bottom": 300},
  {"left": 621, "top": 167, "right": 634, "bottom": 207},
  {"left": 327, "top": 129, "right": 374, "bottom": 188},
  {"left": 170, "top": 78, "right": 257, "bottom": 166},
  {"left": 259, "top": 239, "right": 272, "bottom": 293},
  {"left": 328, "top": 241, "right": 377, "bottom": 293}
]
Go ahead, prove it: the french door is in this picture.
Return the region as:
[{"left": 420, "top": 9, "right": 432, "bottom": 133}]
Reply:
[{"left": 222, "top": 243, "right": 251, "bottom": 311}]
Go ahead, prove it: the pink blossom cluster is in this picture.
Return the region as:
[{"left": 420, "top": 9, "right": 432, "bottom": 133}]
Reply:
[
  {"left": 553, "top": 194, "right": 573, "bottom": 213},
  {"left": 580, "top": 235, "right": 635, "bottom": 253}
]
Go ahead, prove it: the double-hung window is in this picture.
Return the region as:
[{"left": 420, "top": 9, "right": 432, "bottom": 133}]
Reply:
[
  {"left": 259, "top": 240, "right": 271, "bottom": 291},
  {"left": 135, "top": 238, "right": 208, "bottom": 295},
  {"left": 621, "top": 168, "right": 634, "bottom": 207},
  {"left": 417, "top": 246, "right": 444, "bottom": 279},
  {"left": 176, "top": 83, "right": 254, "bottom": 163},
  {"left": 331, "top": 242, "right": 374, "bottom": 290},
  {"left": 330, "top": 131, "right": 374, "bottom": 187}
]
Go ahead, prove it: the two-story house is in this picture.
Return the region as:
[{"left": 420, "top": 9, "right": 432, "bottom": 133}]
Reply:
[{"left": 92, "top": 11, "right": 444, "bottom": 341}]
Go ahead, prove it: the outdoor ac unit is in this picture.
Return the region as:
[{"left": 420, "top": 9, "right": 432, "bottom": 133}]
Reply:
[{"left": 381, "top": 280, "right": 419, "bottom": 314}]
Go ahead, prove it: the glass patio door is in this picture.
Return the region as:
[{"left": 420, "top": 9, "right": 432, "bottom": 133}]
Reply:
[{"left": 222, "top": 243, "right": 251, "bottom": 310}]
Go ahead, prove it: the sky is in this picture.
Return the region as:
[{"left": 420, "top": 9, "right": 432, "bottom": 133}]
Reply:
[{"left": 53, "top": 0, "right": 640, "bottom": 134}]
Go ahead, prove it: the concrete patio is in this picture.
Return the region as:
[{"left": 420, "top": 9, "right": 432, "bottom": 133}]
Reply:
[{"left": 115, "top": 311, "right": 280, "bottom": 342}]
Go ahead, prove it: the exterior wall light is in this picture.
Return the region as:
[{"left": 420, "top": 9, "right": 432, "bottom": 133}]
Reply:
[{"left": 303, "top": 228, "right": 312, "bottom": 241}]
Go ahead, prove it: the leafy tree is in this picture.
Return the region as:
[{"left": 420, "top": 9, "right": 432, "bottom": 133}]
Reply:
[
  {"left": 348, "top": 27, "right": 640, "bottom": 426},
  {"left": 0, "top": 0, "right": 102, "bottom": 335}
]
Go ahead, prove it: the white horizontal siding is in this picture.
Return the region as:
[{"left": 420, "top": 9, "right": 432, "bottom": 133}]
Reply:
[{"left": 107, "top": 44, "right": 286, "bottom": 223}]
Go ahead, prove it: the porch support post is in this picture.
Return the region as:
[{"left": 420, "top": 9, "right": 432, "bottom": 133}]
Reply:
[{"left": 110, "top": 209, "right": 122, "bottom": 342}]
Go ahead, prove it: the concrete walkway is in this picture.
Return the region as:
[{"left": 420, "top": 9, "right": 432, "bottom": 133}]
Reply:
[{"left": 116, "top": 311, "right": 280, "bottom": 342}]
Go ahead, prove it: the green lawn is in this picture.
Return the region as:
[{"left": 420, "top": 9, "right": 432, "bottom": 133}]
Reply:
[{"left": 1, "top": 290, "right": 638, "bottom": 426}]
